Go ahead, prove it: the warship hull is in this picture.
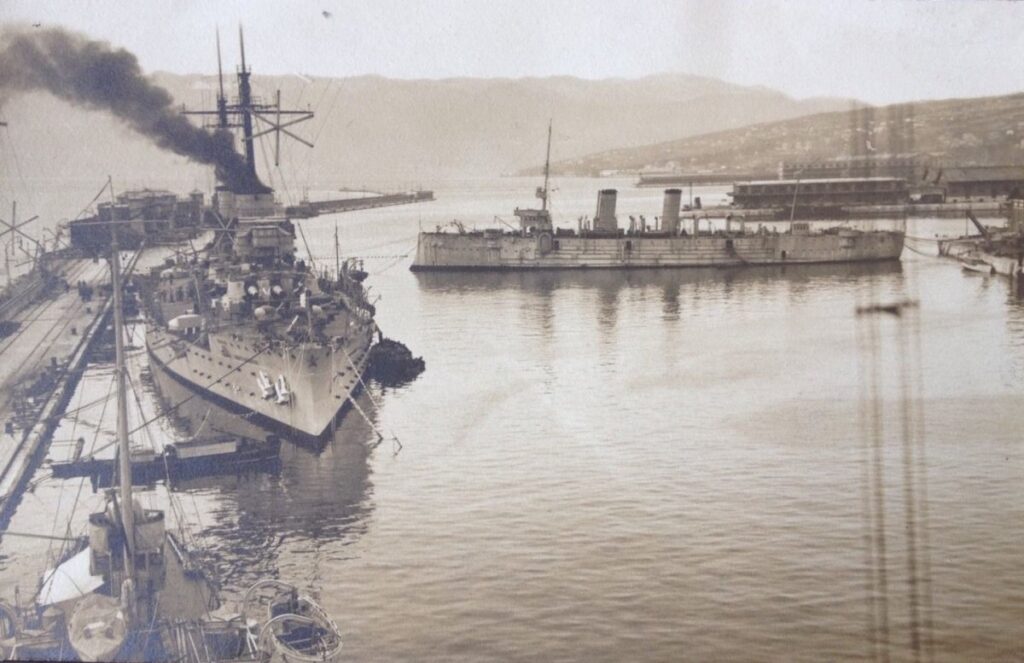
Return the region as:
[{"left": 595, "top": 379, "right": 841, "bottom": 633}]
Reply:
[
  {"left": 411, "top": 230, "right": 906, "bottom": 271},
  {"left": 147, "top": 323, "right": 376, "bottom": 441}
]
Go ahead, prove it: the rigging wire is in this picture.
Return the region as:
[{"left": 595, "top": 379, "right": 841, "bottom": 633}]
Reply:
[
  {"left": 81, "top": 342, "right": 274, "bottom": 460},
  {"left": 902, "top": 241, "right": 942, "bottom": 259},
  {"left": 867, "top": 305, "right": 892, "bottom": 663},
  {"left": 121, "top": 357, "right": 210, "bottom": 572},
  {"left": 71, "top": 180, "right": 114, "bottom": 221},
  {"left": 308, "top": 232, "right": 421, "bottom": 264},
  {"left": 341, "top": 344, "right": 402, "bottom": 453},
  {"left": 305, "top": 79, "right": 346, "bottom": 187},
  {"left": 855, "top": 312, "right": 883, "bottom": 663},
  {"left": 301, "top": 78, "right": 335, "bottom": 186},
  {"left": 857, "top": 280, "right": 893, "bottom": 663},
  {"left": 855, "top": 256, "right": 939, "bottom": 662},
  {"left": 896, "top": 307, "right": 924, "bottom": 662},
  {"left": 33, "top": 372, "right": 118, "bottom": 605},
  {"left": 282, "top": 78, "right": 309, "bottom": 180},
  {"left": 905, "top": 257, "right": 937, "bottom": 662},
  {"left": 44, "top": 369, "right": 110, "bottom": 562},
  {"left": 369, "top": 250, "right": 413, "bottom": 276}
]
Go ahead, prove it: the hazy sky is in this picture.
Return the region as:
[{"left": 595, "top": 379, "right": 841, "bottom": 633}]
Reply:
[{"left": 3, "top": 0, "right": 1023, "bottom": 105}]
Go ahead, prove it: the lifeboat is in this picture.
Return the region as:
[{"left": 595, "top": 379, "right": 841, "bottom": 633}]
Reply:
[
  {"left": 257, "top": 371, "right": 275, "bottom": 399},
  {"left": 67, "top": 593, "right": 127, "bottom": 662},
  {"left": 167, "top": 314, "right": 203, "bottom": 335},
  {"left": 243, "top": 580, "right": 343, "bottom": 663},
  {"left": 274, "top": 375, "right": 291, "bottom": 405}
]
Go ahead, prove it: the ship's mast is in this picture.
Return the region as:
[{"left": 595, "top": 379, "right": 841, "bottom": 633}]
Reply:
[
  {"left": 541, "top": 119, "right": 552, "bottom": 212},
  {"left": 108, "top": 178, "right": 136, "bottom": 611},
  {"left": 215, "top": 29, "right": 229, "bottom": 130},
  {"left": 334, "top": 222, "right": 340, "bottom": 280},
  {"left": 182, "top": 27, "right": 315, "bottom": 191},
  {"left": 4, "top": 202, "right": 12, "bottom": 288},
  {"left": 236, "top": 26, "right": 259, "bottom": 184}
]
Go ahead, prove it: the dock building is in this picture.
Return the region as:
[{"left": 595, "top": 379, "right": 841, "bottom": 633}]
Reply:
[{"left": 730, "top": 177, "right": 909, "bottom": 209}]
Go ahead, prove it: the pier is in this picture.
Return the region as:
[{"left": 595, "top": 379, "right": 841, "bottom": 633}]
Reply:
[
  {"left": 0, "top": 255, "right": 125, "bottom": 521},
  {"left": 286, "top": 190, "right": 434, "bottom": 218}
]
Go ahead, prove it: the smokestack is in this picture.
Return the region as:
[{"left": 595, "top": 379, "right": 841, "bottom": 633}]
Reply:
[
  {"left": 661, "top": 189, "right": 681, "bottom": 235},
  {"left": 595, "top": 189, "right": 617, "bottom": 233},
  {"left": 0, "top": 26, "right": 268, "bottom": 194}
]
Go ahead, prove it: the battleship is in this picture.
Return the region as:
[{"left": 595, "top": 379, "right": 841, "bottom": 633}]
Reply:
[
  {"left": 411, "top": 126, "right": 906, "bottom": 271},
  {"left": 143, "top": 205, "right": 379, "bottom": 440},
  {"left": 142, "top": 31, "right": 385, "bottom": 441}
]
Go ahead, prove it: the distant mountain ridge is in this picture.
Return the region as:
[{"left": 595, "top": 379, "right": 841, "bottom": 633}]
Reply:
[
  {"left": 545, "top": 92, "right": 1024, "bottom": 176},
  {"left": 2, "top": 71, "right": 855, "bottom": 193}
]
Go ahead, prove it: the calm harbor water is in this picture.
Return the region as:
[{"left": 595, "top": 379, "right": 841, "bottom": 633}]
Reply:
[{"left": 0, "top": 178, "right": 1021, "bottom": 661}]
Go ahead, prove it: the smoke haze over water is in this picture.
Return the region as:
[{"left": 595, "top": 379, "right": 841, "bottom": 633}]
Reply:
[{"left": 0, "top": 25, "right": 268, "bottom": 193}]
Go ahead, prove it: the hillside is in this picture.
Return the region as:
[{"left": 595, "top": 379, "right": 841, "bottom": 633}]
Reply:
[
  {"left": 1, "top": 72, "right": 853, "bottom": 194},
  {"left": 544, "top": 93, "right": 1024, "bottom": 176}
]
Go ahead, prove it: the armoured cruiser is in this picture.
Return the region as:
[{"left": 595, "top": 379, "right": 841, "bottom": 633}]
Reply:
[
  {"left": 144, "top": 32, "right": 379, "bottom": 441},
  {"left": 411, "top": 126, "right": 905, "bottom": 271}
]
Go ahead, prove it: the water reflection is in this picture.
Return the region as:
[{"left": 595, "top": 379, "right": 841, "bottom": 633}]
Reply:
[
  {"left": 149, "top": 363, "right": 375, "bottom": 594},
  {"left": 413, "top": 261, "right": 904, "bottom": 296}
]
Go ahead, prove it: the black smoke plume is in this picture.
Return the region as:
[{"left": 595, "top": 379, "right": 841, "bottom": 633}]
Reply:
[{"left": 0, "top": 26, "right": 269, "bottom": 194}]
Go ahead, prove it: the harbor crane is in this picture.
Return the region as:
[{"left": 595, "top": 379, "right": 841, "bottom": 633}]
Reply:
[{"left": 965, "top": 211, "right": 992, "bottom": 250}]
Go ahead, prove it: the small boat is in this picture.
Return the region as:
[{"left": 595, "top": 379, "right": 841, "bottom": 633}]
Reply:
[
  {"left": 257, "top": 371, "right": 275, "bottom": 399},
  {"left": 67, "top": 593, "right": 127, "bottom": 662},
  {"left": 242, "top": 580, "right": 343, "bottom": 663},
  {"left": 960, "top": 255, "right": 995, "bottom": 274},
  {"left": 274, "top": 375, "right": 291, "bottom": 405}
]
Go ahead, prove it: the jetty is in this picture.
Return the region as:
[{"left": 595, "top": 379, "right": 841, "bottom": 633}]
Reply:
[
  {"left": 285, "top": 189, "right": 434, "bottom": 218},
  {"left": 0, "top": 254, "right": 128, "bottom": 521}
]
